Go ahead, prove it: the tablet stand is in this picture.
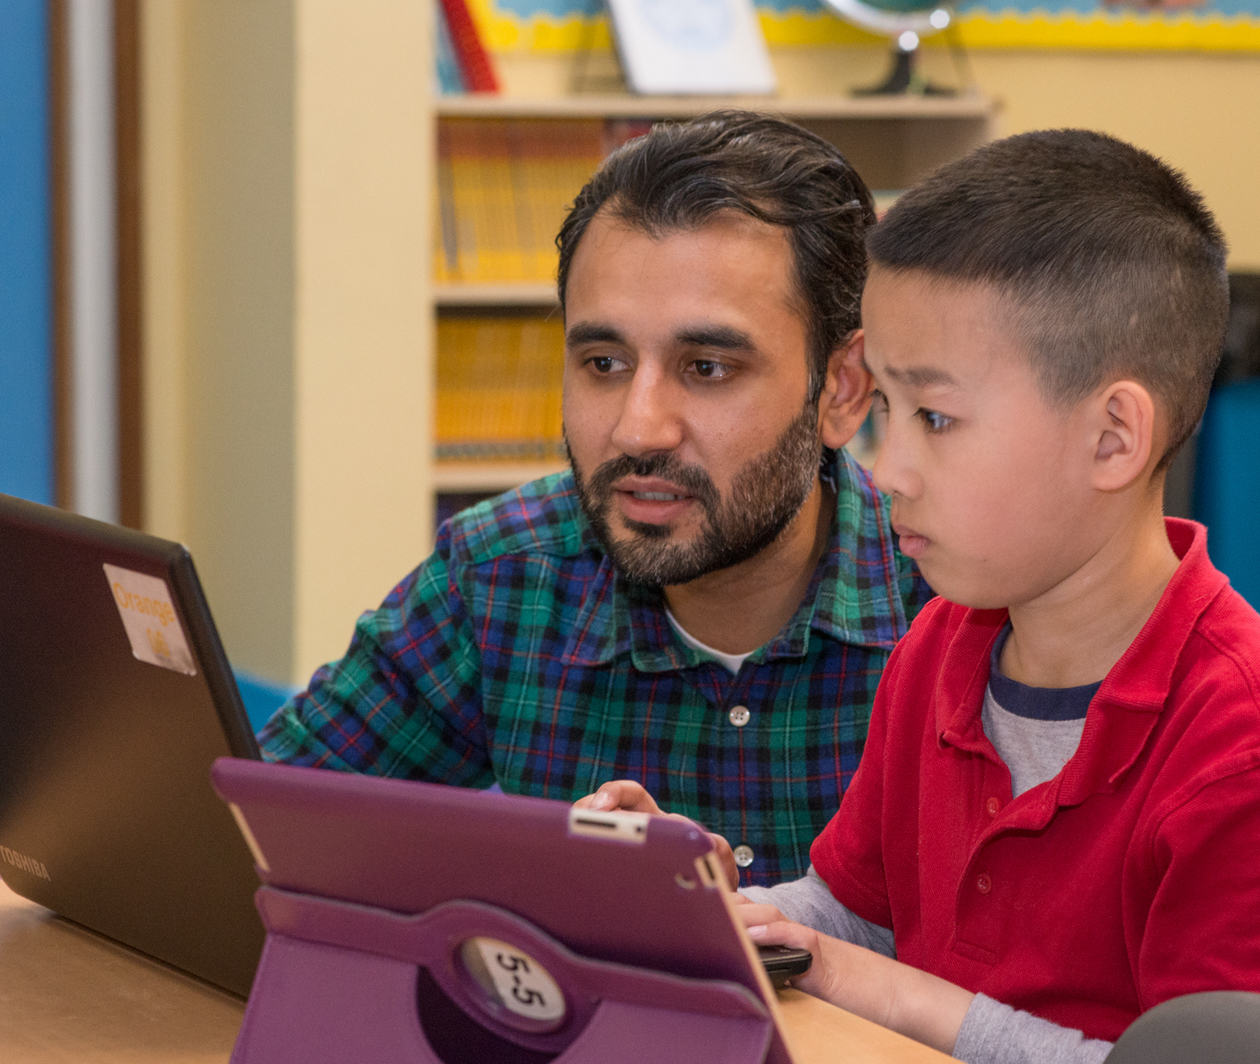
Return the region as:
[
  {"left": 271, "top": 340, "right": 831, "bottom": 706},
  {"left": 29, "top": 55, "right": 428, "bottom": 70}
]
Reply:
[{"left": 231, "top": 886, "right": 778, "bottom": 1064}]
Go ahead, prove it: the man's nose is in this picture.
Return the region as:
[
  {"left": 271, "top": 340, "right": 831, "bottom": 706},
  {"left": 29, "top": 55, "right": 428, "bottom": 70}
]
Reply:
[{"left": 609, "top": 367, "right": 685, "bottom": 458}]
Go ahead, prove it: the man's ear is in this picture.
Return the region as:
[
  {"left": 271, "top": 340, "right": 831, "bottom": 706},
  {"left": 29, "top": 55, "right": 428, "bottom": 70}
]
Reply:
[
  {"left": 1090, "top": 380, "right": 1159, "bottom": 492},
  {"left": 818, "top": 331, "right": 873, "bottom": 451}
]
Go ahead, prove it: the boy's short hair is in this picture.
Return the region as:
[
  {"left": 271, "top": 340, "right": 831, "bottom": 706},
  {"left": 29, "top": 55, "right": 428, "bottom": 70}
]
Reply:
[
  {"left": 556, "top": 110, "right": 876, "bottom": 402},
  {"left": 868, "top": 128, "right": 1229, "bottom": 468}
]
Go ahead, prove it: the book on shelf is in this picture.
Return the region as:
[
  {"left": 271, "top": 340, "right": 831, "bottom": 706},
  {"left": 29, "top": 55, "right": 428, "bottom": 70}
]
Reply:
[
  {"left": 434, "top": 3, "right": 466, "bottom": 95},
  {"left": 433, "top": 117, "right": 653, "bottom": 286},
  {"left": 437, "top": 0, "right": 499, "bottom": 94},
  {"left": 435, "top": 313, "right": 566, "bottom": 463}
]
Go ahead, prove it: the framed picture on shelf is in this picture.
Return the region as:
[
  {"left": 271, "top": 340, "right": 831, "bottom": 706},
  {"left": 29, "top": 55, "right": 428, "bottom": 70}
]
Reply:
[{"left": 606, "top": 0, "right": 777, "bottom": 95}]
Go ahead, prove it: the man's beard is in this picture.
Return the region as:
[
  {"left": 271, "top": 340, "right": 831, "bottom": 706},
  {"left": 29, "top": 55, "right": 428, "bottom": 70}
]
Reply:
[{"left": 569, "top": 403, "right": 822, "bottom": 587}]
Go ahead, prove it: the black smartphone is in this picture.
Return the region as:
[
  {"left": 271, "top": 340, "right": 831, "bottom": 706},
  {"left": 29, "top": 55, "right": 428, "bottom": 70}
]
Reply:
[{"left": 757, "top": 944, "right": 812, "bottom": 988}]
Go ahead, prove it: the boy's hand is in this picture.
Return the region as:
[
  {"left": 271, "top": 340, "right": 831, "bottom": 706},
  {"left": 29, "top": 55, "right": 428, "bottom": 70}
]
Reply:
[
  {"left": 731, "top": 896, "right": 838, "bottom": 998},
  {"left": 575, "top": 781, "right": 739, "bottom": 889},
  {"left": 731, "top": 895, "right": 974, "bottom": 1054}
]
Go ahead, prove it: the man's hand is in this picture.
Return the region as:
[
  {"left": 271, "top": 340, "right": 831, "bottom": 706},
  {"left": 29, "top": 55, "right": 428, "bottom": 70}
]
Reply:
[
  {"left": 574, "top": 780, "right": 665, "bottom": 815},
  {"left": 575, "top": 780, "right": 740, "bottom": 889}
]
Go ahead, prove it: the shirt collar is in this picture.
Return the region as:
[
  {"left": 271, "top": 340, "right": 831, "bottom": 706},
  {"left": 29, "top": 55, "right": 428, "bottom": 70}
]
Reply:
[
  {"left": 1062, "top": 518, "right": 1229, "bottom": 802},
  {"left": 938, "top": 519, "right": 1230, "bottom": 809}
]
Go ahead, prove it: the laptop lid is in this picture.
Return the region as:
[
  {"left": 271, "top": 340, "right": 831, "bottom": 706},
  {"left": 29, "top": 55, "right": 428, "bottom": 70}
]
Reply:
[
  {"left": 0, "top": 492, "right": 265, "bottom": 997},
  {"left": 211, "top": 757, "right": 795, "bottom": 1064}
]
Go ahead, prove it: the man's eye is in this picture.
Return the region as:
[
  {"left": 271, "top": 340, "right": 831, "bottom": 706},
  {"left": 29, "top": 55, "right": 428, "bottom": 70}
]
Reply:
[
  {"left": 691, "top": 359, "right": 730, "bottom": 379},
  {"left": 587, "top": 355, "right": 624, "bottom": 374}
]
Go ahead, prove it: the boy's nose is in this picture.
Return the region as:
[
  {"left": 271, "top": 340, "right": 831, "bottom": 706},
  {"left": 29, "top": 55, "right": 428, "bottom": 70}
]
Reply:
[{"left": 870, "top": 432, "right": 921, "bottom": 501}]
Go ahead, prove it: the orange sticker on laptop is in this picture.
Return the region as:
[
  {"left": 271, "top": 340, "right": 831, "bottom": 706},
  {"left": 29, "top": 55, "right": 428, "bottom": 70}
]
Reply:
[{"left": 103, "top": 564, "right": 197, "bottom": 676}]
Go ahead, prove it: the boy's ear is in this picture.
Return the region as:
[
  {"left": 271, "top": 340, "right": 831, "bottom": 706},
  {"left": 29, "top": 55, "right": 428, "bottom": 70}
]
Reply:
[
  {"left": 1090, "top": 380, "right": 1159, "bottom": 491},
  {"left": 818, "top": 331, "right": 873, "bottom": 451}
]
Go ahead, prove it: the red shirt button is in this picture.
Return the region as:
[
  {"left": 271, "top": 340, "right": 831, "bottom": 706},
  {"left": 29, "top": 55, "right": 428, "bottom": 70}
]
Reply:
[
  {"left": 976, "top": 873, "right": 993, "bottom": 895},
  {"left": 985, "top": 797, "right": 1001, "bottom": 817}
]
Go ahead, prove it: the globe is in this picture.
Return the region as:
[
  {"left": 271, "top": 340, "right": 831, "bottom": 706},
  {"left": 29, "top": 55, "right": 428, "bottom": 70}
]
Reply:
[{"left": 820, "top": 0, "right": 955, "bottom": 95}]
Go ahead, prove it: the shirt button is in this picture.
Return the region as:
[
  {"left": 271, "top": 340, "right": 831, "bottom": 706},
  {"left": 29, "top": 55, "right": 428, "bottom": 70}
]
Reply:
[
  {"left": 985, "top": 797, "right": 1001, "bottom": 817},
  {"left": 728, "top": 705, "right": 751, "bottom": 727},
  {"left": 976, "top": 873, "right": 993, "bottom": 895},
  {"left": 733, "top": 845, "right": 755, "bottom": 868}
]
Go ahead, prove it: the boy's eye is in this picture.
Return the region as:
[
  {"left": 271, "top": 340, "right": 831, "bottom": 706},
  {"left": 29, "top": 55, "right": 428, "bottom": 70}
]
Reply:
[
  {"left": 869, "top": 389, "right": 889, "bottom": 415},
  {"left": 916, "top": 408, "right": 954, "bottom": 434}
]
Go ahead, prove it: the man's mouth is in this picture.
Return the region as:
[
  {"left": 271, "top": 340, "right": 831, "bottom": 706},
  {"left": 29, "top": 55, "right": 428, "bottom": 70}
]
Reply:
[
  {"left": 611, "top": 478, "right": 699, "bottom": 525},
  {"left": 629, "top": 490, "right": 687, "bottom": 502},
  {"left": 614, "top": 476, "right": 694, "bottom": 502},
  {"left": 580, "top": 455, "right": 718, "bottom": 532}
]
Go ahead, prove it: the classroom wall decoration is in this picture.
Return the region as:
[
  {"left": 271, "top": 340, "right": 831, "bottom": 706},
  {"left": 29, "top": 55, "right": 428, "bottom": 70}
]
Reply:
[{"left": 470, "top": 0, "right": 1260, "bottom": 53}]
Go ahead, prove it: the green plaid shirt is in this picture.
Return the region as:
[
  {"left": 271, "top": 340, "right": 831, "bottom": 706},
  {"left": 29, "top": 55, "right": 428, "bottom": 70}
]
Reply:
[{"left": 259, "top": 449, "right": 929, "bottom": 885}]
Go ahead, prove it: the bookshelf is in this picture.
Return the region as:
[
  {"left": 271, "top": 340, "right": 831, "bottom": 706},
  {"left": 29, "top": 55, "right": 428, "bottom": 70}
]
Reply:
[
  {"left": 431, "top": 90, "right": 998, "bottom": 501},
  {"left": 141, "top": 5, "right": 996, "bottom": 687}
]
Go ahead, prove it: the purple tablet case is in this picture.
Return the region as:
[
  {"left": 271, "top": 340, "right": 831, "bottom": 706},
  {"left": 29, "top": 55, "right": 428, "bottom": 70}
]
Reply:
[{"left": 210, "top": 758, "right": 793, "bottom": 1064}]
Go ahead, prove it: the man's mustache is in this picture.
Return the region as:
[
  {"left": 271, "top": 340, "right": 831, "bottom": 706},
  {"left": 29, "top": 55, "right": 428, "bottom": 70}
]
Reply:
[{"left": 585, "top": 453, "right": 720, "bottom": 512}]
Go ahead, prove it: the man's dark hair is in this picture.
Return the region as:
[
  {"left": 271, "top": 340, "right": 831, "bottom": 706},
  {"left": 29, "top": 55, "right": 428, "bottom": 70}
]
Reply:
[
  {"left": 867, "top": 128, "right": 1229, "bottom": 468},
  {"left": 556, "top": 110, "right": 875, "bottom": 401}
]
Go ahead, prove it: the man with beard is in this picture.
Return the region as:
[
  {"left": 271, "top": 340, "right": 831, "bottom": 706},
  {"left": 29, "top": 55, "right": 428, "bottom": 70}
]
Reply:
[{"left": 258, "top": 111, "right": 930, "bottom": 886}]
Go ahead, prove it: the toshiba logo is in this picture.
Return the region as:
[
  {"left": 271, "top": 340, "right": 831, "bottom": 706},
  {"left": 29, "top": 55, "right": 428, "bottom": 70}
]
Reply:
[{"left": 0, "top": 844, "right": 51, "bottom": 882}]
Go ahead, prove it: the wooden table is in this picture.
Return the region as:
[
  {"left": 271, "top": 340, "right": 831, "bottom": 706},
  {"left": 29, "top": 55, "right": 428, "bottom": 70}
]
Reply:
[{"left": 0, "top": 881, "right": 952, "bottom": 1062}]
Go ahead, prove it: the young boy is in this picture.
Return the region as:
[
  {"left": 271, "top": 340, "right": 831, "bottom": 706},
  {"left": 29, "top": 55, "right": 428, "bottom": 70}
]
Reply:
[
  {"left": 585, "top": 128, "right": 1260, "bottom": 1062},
  {"left": 736, "top": 128, "right": 1260, "bottom": 1062}
]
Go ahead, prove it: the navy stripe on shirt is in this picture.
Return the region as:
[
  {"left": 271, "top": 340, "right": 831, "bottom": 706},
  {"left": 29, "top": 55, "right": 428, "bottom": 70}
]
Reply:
[{"left": 988, "top": 624, "right": 1100, "bottom": 721}]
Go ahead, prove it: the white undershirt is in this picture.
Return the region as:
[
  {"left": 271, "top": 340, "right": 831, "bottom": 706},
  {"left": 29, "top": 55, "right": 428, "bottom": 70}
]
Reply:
[{"left": 665, "top": 608, "right": 752, "bottom": 674}]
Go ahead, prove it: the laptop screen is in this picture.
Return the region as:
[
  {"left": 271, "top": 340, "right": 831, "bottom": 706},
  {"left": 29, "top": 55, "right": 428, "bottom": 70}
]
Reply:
[{"left": 0, "top": 492, "right": 264, "bottom": 996}]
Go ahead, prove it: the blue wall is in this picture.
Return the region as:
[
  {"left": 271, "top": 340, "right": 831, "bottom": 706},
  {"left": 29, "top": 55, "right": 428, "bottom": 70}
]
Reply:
[
  {"left": 1, "top": 1, "right": 55, "bottom": 504},
  {"left": 1195, "top": 379, "right": 1260, "bottom": 611}
]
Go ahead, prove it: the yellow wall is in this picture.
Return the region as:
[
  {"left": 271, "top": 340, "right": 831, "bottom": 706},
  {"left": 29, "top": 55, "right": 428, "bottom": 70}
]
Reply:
[
  {"left": 141, "top": 1, "right": 432, "bottom": 687},
  {"left": 142, "top": 1, "right": 298, "bottom": 676}
]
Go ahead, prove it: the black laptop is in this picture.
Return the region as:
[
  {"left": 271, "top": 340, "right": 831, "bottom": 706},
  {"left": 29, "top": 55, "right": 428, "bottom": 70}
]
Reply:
[{"left": 0, "top": 492, "right": 265, "bottom": 997}]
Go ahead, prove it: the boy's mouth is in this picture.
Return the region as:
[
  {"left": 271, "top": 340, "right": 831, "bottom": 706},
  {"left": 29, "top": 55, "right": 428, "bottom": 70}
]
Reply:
[{"left": 893, "top": 523, "right": 930, "bottom": 559}]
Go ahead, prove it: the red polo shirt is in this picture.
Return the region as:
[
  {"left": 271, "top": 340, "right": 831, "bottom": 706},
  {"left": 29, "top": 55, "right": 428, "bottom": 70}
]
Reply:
[{"left": 812, "top": 519, "right": 1260, "bottom": 1041}]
